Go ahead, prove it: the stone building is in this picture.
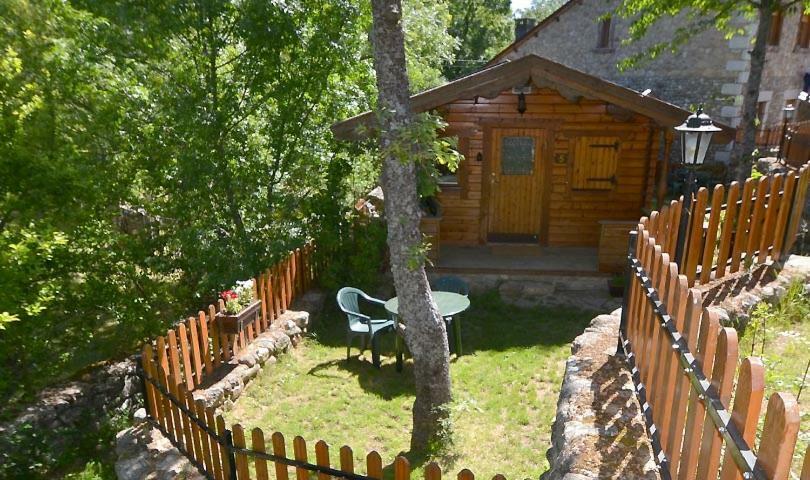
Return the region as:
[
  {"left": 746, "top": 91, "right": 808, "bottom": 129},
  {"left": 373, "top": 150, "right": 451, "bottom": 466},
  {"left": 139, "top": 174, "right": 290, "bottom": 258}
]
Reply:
[{"left": 492, "top": 0, "right": 810, "bottom": 161}]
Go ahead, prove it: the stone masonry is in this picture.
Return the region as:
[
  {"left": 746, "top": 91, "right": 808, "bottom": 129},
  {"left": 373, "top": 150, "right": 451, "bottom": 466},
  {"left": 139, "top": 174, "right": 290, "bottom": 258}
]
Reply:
[{"left": 115, "top": 291, "right": 323, "bottom": 480}]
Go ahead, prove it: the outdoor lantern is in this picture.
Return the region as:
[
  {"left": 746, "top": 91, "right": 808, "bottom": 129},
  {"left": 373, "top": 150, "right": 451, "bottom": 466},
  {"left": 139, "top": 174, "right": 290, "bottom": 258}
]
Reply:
[
  {"left": 778, "top": 104, "right": 796, "bottom": 162},
  {"left": 517, "top": 92, "right": 527, "bottom": 115},
  {"left": 674, "top": 106, "right": 721, "bottom": 166},
  {"left": 673, "top": 106, "right": 720, "bottom": 265},
  {"left": 783, "top": 104, "right": 796, "bottom": 121}
]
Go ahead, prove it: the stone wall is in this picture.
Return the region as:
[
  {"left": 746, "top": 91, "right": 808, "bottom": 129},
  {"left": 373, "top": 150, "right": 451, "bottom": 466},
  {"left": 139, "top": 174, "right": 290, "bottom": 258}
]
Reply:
[
  {"left": 542, "top": 311, "right": 659, "bottom": 480},
  {"left": 115, "top": 292, "right": 322, "bottom": 480},
  {"left": 502, "top": 0, "right": 746, "bottom": 127},
  {"left": 0, "top": 356, "right": 142, "bottom": 474}
]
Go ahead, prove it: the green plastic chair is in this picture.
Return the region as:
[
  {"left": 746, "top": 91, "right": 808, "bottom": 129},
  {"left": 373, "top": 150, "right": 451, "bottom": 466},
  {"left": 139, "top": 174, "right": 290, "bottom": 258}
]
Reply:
[
  {"left": 336, "top": 287, "right": 394, "bottom": 368},
  {"left": 432, "top": 276, "right": 470, "bottom": 355}
]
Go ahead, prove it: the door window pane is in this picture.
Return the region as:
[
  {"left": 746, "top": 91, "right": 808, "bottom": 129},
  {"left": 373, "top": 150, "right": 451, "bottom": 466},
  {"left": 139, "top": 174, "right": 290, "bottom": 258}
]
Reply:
[{"left": 501, "top": 136, "right": 535, "bottom": 175}]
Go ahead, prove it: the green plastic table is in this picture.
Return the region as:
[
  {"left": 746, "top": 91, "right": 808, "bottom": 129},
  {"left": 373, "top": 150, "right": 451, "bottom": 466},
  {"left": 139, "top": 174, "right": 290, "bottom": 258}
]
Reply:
[{"left": 384, "top": 291, "right": 470, "bottom": 371}]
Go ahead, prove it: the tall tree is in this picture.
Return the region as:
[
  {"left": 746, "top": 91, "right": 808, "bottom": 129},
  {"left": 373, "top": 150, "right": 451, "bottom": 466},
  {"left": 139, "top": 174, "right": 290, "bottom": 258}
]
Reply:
[
  {"left": 369, "top": 0, "right": 453, "bottom": 452},
  {"left": 514, "top": 0, "right": 567, "bottom": 22},
  {"left": 444, "top": 0, "right": 513, "bottom": 79},
  {"left": 614, "top": 0, "right": 810, "bottom": 180}
]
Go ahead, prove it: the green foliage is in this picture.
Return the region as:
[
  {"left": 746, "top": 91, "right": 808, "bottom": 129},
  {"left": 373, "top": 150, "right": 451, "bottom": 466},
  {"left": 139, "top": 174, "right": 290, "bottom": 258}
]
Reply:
[
  {"left": 0, "top": 410, "right": 127, "bottom": 479},
  {"left": 514, "top": 0, "right": 567, "bottom": 22},
  {"left": 0, "top": 0, "right": 457, "bottom": 474},
  {"left": 444, "top": 0, "right": 513, "bottom": 79}
]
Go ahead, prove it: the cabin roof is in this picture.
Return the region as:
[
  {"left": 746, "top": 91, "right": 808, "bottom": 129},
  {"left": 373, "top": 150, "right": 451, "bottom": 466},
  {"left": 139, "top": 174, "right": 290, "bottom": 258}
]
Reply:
[{"left": 331, "top": 54, "right": 733, "bottom": 141}]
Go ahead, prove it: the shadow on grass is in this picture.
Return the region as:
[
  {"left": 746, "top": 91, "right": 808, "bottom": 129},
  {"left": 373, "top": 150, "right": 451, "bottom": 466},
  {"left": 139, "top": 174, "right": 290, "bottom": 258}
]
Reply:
[{"left": 305, "top": 289, "right": 594, "bottom": 400}]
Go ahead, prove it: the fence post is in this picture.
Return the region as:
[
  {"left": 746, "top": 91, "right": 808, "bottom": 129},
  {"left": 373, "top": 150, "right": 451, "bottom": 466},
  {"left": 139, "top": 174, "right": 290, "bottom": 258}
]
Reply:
[
  {"left": 224, "top": 428, "right": 238, "bottom": 480},
  {"left": 618, "top": 230, "right": 638, "bottom": 356},
  {"left": 135, "top": 352, "right": 152, "bottom": 420}
]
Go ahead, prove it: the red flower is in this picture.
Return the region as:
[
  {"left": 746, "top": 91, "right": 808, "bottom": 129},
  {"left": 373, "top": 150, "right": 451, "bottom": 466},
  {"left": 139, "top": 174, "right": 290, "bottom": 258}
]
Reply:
[{"left": 220, "top": 290, "right": 238, "bottom": 300}]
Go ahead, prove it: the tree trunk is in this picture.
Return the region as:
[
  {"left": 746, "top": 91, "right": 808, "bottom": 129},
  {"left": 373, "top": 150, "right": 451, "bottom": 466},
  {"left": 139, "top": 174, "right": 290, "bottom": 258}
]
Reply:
[
  {"left": 368, "top": 0, "right": 453, "bottom": 453},
  {"left": 730, "top": 1, "right": 773, "bottom": 181}
]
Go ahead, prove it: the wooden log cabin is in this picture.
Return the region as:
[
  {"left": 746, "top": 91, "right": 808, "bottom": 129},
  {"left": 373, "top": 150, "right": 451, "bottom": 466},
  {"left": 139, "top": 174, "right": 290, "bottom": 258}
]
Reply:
[{"left": 332, "top": 55, "right": 733, "bottom": 274}]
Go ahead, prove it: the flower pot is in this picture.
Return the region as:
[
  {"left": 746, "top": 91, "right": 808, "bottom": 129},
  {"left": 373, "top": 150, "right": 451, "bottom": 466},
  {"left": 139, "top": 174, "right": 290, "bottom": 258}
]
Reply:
[
  {"left": 216, "top": 300, "right": 261, "bottom": 335},
  {"left": 607, "top": 280, "right": 625, "bottom": 298}
]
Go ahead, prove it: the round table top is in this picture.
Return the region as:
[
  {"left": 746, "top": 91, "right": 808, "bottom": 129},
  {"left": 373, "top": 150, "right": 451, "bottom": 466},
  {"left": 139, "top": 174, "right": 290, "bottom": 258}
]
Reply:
[{"left": 384, "top": 291, "right": 470, "bottom": 317}]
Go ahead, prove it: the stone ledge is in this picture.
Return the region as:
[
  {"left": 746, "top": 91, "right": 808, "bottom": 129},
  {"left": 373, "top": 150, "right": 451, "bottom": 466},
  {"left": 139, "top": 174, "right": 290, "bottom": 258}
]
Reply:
[
  {"left": 542, "top": 311, "right": 659, "bottom": 480},
  {"left": 116, "top": 291, "right": 325, "bottom": 480}
]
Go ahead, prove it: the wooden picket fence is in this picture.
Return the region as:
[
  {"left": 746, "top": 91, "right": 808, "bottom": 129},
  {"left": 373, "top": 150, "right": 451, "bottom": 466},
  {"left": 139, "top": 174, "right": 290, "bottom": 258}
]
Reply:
[
  {"left": 140, "top": 354, "right": 502, "bottom": 480},
  {"left": 618, "top": 212, "right": 808, "bottom": 479},
  {"left": 140, "top": 242, "right": 318, "bottom": 391},
  {"left": 644, "top": 164, "right": 810, "bottom": 288}
]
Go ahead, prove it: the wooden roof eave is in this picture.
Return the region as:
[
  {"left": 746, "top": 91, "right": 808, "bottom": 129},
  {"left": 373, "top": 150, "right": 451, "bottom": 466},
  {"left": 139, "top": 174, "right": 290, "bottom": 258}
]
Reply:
[{"left": 332, "top": 55, "right": 734, "bottom": 143}]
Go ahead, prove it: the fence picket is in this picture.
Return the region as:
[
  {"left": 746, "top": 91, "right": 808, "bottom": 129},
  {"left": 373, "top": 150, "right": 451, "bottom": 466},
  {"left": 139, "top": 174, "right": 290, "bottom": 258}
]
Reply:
[
  {"left": 339, "top": 445, "right": 354, "bottom": 474},
  {"left": 394, "top": 456, "right": 411, "bottom": 480},
  {"left": 715, "top": 182, "right": 740, "bottom": 278},
  {"left": 178, "top": 323, "right": 195, "bottom": 390},
  {"left": 772, "top": 172, "right": 797, "bottom": 261},
  {"left": 265, "top": 270, "right": 276, "bottom": 323},
  {"left": 252, "top": 427, "right": 270, "bottom": 480},
  {"left": 695, "top": 327, "right": 739, "bottom": 480},
  {"left": 159, "top": 363, "right": 182, "bottom": 446},
  {"left": 258, "top": 273, "right": 268, "bottom": 332},
  {"left": 195, "top": 399, "right": 214, "bottom": 475},
  {"left": 731, "top": 178, "right": 756, "bottom": 273},
  {"left": 651, "top": 256, "right": 678, "bottom": 459},
  {"left": 216, "top": 416, "right": 232, "bottom": 480},
  {"left": 277, "top": 262, "right": 287, "bottom": 313},
  {"left": 759, "top": 174, "right": 784, "bottom": 262},
  {"left": 209, "top": 304, "right": 222, "bottom": 368},
  {"left": 425, "top": 462, "right": 441, "bottom": 480},
  {"left": 746, "top": 176, "right": 771, "bottom": 263},
  {"left": 664, "top": 287, "right": 700, "bottom": 473},
  {"left": 271, "top": 432, "right": 290, "bottom": 480},
  {"left": 169, "top": 374, "right": 194, "bottom": 455},
  {"left": 367, "top": 451, "right": 383, "bottom": 480},
  {"left": 756, "top": 393, "right": 801, "bottom": 480},
  {"left": 141, "top": 345, "right": 160, "bottom": 421},
  {"left": 199, "top": 311, "right": 213, "bottom": 375},
  {"left": 718, "top": 357, "right": 765, "bottom": 480},
  {"left": 786, "top": 166, "right": 810, "bottom": 253},
  {"left": 315, "top": 440, "right": 331, "bottom": 480},
  {"left": 801, "top": 445, "right": 810, "bottom": 480},
  {"left": 684, "top": 187, "right": 708, "bottom": 285},
  {"left": 232, "top": 424, "right": 250, "bottom": 480},
  {"left": 700, "top": 185, "right": 724, "bottom": 284},
  {"left": 677, "top": 308, "right": 721, "bottom": 480},
  {"left": 187, "top": 316, "right": 203, "bottom": 386},
  {"left": 205, "top": 406, "right": 223, "bottom": 480},
  {"left": 293, "top": 436, "right": 308, "bottom": 480},
  {"left": 183, "top": 390, "right": 204, "bottom": 464},
  {"left": 457, "top": 468, "right": 473, "bottom": 480},
  {"left": 167, "top": 330, "right": 183, "bottom": 388}
]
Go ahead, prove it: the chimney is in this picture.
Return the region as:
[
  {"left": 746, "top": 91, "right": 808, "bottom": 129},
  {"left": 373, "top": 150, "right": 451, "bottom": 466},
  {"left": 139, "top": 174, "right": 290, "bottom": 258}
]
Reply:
[{"left": 514, "top": 18, "right": 537, "bottom": 41}]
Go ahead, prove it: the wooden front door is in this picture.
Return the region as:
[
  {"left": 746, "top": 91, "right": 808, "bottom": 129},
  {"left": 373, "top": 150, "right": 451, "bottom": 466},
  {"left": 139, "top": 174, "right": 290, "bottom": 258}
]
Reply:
[{"left": 487, "top": 128, "right": 547, "bottom": 243}]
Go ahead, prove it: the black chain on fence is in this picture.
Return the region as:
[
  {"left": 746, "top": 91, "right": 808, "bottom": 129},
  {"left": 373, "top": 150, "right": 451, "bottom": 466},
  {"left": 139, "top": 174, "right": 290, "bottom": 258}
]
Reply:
[
  {"left": 617, "top": 231, "right": 765, "bottom": 480},
  {"left": 139, "top": 367, "right": 379, "bottom": 480}
]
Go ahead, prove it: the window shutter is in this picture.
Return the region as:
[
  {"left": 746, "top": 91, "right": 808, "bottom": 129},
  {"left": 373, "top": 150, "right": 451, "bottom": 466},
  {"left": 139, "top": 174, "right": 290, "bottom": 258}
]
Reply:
[{"left": 571, "top": 136, "right": 620, "bottom": 190}]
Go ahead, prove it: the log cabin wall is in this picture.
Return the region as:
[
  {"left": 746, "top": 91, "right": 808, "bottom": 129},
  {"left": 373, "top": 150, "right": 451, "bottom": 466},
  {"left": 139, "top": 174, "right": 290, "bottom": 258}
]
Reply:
[{"left": 435, "top": 86, "right": 660, "bottom": 247}]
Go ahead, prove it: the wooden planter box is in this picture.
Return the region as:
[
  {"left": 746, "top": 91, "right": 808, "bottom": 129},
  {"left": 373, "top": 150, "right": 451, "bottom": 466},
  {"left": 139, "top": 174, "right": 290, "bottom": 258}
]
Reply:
[{"left": 216, "top": 300, "right": 261, "bottom": 335}]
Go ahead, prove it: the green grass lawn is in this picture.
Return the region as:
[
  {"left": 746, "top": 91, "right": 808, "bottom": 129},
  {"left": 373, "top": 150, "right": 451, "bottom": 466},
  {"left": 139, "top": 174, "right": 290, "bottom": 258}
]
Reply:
[
  {"left": 738, "top": 282, "right": 810, "bottom": 476},
  {"left": 224, "top": 290, "right": 594, "bottom": 480}
]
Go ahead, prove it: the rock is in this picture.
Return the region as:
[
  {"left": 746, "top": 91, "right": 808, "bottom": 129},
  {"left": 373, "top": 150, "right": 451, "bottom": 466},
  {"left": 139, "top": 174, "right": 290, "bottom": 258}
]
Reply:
[
  {"left": 740, "top": 293, "right": 762, "bottom": 311},
  {"left": 277, "top": 310, "right": 309, "bottom": 330},
  {"left": 711, "top": 307, "right": 731, "bottom": 327},
  {"left": 237, "top": 351, "right": 258, "bottom": 368},
  {"left": 133, "top": 408, "right": 148, "bottom": 424}
]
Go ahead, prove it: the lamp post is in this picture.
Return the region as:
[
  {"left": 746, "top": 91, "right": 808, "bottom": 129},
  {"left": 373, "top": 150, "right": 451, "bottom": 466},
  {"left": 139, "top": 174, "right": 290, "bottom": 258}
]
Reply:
[
  {"left": 673, "top": 106, "right": 721, "bottom": 265},
  {"left": 777, "top": 104, "right": 796, "bottom": 162}
]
